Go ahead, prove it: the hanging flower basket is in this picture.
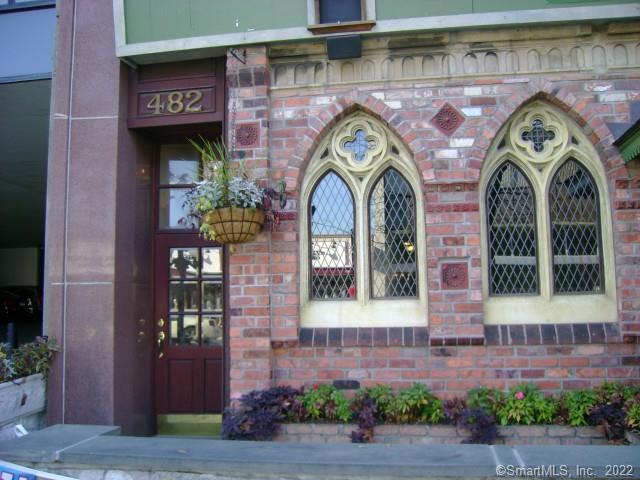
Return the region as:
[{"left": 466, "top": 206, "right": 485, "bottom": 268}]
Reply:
[{"left": 203, "top": 207, "right": 265, "bottom": 244}]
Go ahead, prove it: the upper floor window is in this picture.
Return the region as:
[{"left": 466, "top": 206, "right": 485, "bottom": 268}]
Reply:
[
  {"left": 481, "top": 101, "right": 615, "bottom": 325},
  {"left": 318, "top": 0, "right": 362, "bottom": 23},
  {"left": 307, "top": 0, "right": 376, "bottom": 34},
  {"left": 301, "top": 114, "right": 426, "bottom": 328}
]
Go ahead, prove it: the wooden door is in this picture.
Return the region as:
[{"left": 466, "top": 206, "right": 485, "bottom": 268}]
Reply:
[
  {"left": 152, "top": 141, "right": 226, "bottom": 416},
  {"left": 154, "top": 236, "right": 225, "bottom": 414}
]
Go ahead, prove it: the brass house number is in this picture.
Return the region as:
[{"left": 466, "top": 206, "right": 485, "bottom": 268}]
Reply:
[{"left": 145, "top": 90, "right": 204, "bottom": 115}]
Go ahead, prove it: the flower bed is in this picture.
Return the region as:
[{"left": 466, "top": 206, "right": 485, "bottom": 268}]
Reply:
[
  {"left": 0, "top": 337, "right": 57, "bottom": 440},
  {"left": 223, "top": 382, "right": 640, "bottom": 445},
  {"left": 0, "top": 373, "right": 46, "bottom": 440},
  {"left": 275, "top": 423, "right": 608, "bottom": 445}
]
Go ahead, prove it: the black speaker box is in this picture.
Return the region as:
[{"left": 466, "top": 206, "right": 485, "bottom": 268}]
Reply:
[{"left": 326, "top": 35, "right": 362, "bottom": 60}]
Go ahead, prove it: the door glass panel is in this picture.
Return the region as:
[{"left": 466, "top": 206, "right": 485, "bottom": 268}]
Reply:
[
  {"left": 159, "top": 144, "right": 199, "bottom": 184},
  {"left": 170, "top": 281, "right": 199, "bottom": 312},
  {"left": 202, "top": 315, "right": 223, "bottom": 346},
  {"left": 159, "top": 188, "right": 194, "bottom": 229},
  {"left": 169, "top": 248, "right": 199, "bottom": 278},
  {"left": 202, "top": 248, "right": 222, "bottom": 276},
  {"left": 202, "top": 282, "right": 223, "bottom": 311},
  {"left": 170, "top": 315, "right": 199, "bottom": 346},
  {"left": 164, "top": 247, "right": 224, "bottom": 347}
]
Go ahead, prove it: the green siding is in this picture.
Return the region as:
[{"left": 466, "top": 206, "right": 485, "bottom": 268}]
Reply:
[
  {"left": 376, "top": 0, "right": 639, "bottom": 20},
  {"left": 124, "top": 0, "right": 638, "bottom": 45},
  {"left": 124, "top": 0, "right": 308, "bottom": 44}
]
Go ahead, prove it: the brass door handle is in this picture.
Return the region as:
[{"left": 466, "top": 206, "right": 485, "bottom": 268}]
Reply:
[{"left": 157, "top": 323, "right": 166, "bottom": 359}]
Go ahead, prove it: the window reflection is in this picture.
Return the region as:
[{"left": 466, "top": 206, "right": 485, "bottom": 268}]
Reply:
[
  {"left": 170, "top": 315, "right": 199, "bottom": 346},
  {"left": 159, "top": 144, "right": 199, "bottom": 184},
  {"left": 309, "top": 171, "right": 356, "bottom": 300},
  {"left": 159, "top": 189, "right": 193, "bottom": 229},
  {"left": 369, "top": 169, "right": 417, "bottom": 298}
]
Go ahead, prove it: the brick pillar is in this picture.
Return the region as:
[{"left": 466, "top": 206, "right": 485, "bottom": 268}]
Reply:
[{"left": 226, "top": 47, "right": 274, "bottom": 399}]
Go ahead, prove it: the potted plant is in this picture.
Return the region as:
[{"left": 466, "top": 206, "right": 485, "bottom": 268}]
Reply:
[
  {"left": 0, "top": 337, "right": 57, "bottom": 439},
  {"left": 183, "top": 137, "right": 268, "bottom": 244}
]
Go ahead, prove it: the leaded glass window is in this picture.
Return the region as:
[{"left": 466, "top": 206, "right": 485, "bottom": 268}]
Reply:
[
  {"left": 486, "top": 162, "right": 538, "bottom": 295},
  {"left": 309, "top": 171, "right": 356, "bottom": 299},
  {"left": 549, "top": 159, "right": 603, "bottom": 294},
  {"left": 369, "top": 169, "right": 417, "bottom": 298}
]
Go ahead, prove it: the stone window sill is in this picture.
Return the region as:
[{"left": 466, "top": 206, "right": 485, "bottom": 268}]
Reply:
[{"left": 307, "top": 20, "right": 375, "bottom": 35}]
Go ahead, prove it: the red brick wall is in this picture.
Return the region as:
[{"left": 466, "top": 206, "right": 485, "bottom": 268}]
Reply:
[{"left": 225, "top": 47, "right": 639, "bottom": 400}]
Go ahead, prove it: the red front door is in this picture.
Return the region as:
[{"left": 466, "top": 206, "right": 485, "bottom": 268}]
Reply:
[{"left": 152, "top": 141, "right": 226, "bottom": 416}]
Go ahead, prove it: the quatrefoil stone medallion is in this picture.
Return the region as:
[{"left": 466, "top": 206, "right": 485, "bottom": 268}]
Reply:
[
  {"left": 333, "top": 118, "right": 386, "bottom": 172},
  {"left": 510, "top": 106, "right": 567, "bottom": 164},
  {"left": 343, "top": 129, "right": 376, "bottom": 163},
  {"left": 521, "top": 119, "right": 555, "bottom": 153}
]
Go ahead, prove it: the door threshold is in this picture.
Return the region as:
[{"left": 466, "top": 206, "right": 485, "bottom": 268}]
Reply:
[{"left": 157, "top": 414, "right": 222, "bottom": 437}]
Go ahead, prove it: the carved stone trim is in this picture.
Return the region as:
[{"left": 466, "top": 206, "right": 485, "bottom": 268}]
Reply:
[{"left": 270, "top": 33, "right": 640, "bottom": 88}]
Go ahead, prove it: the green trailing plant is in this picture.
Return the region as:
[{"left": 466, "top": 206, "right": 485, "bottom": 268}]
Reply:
[
  {"left": 386, "top": 383, "right": 444, "bottom": 424},
  {"left": 0, "top": 337, "right": 57, "bottom": 383},
  {"left": 559, "top": 390, "right": 597, "bottom": 426},
  {"left": 300, "top": 384, "right": 351, "bottom": 423},
  {"left": 467, "top": 386, "right": 504, "bottom": 416},
  {"left": 496, "top": 384, "right": 558, "bottom": 426}
]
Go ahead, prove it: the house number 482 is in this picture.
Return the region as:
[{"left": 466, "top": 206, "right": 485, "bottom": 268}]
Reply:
[{"left": 146, "top": 90, "right": 203, "bottom": 115}]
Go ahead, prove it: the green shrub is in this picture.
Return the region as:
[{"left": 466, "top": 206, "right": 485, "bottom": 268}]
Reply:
[
  {"left": 595, "top": 382, "right": 640, "bottom": 405},
  {"left": 560, "top": 390, "right": 597, "bottom": 426},
  {"left": 359, "top": 384, "right": 395, "bottom": 423},
  {"left": 0, "top": 337, "right": 57, "bottom": 383},
  {"left": 467, "top": 386, "right": 504, "bottom": 416},
  {"left": 625, "top": 399, "right": 640, "bottom": 431},
  {"left": 386, "top": 383, "right": 444, "bottom": 424},
  {"left": 497, "top": 384, "right": 558, "bottom": 426},
  {"left": 300, "top": 384, "right": 351, "bottom": 423}
]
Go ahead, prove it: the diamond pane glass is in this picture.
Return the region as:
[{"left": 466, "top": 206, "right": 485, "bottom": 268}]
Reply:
[
  {"left": 310, "top": 171, "right": 356, "bottom": 299},
  {"left": 550, "top": 159, "right": 603, "bottom": 294},
  {"left": 487, "top": 162, "right": 538, "bottom": 295},
  {"left": 369, "top": 169, "right": 417, "bottom": 298}
]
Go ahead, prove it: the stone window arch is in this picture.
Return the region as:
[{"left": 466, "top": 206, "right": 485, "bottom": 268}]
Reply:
[
  {"left": 300, "top": 113, "right": 427, "bottom": 328},
  {"left": 480, "top": 101, "right": 616, "bottom": 325}
]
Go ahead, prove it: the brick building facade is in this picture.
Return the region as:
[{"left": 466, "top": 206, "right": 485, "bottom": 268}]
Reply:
[
  {"left": 224, "top": 27, "right": 640, "bottom": 401},
  {"left": 45, "top": 1, "right": 639, "bottom": 435}
]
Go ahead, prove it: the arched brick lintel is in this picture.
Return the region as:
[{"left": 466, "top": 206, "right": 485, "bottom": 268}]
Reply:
[
  {"left": 473, "top": 87, "right": 627, "bottom": 180},
  {"left": 286, "top": 92, "right": 434, "bottom": 193}
]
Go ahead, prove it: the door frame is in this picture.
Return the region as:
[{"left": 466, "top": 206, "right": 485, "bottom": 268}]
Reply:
[{"left": 150, "top": 138, "right": 230, "bottom": 422}]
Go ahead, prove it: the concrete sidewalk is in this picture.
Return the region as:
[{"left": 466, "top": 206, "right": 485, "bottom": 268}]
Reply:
[{"left": 0, "top": 425, "right": 639, "bottom": 479}]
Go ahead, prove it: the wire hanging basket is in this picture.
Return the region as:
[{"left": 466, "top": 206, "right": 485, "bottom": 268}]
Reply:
[{"left": 202, "top": 207, "right": 265, "bottom": 244}]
